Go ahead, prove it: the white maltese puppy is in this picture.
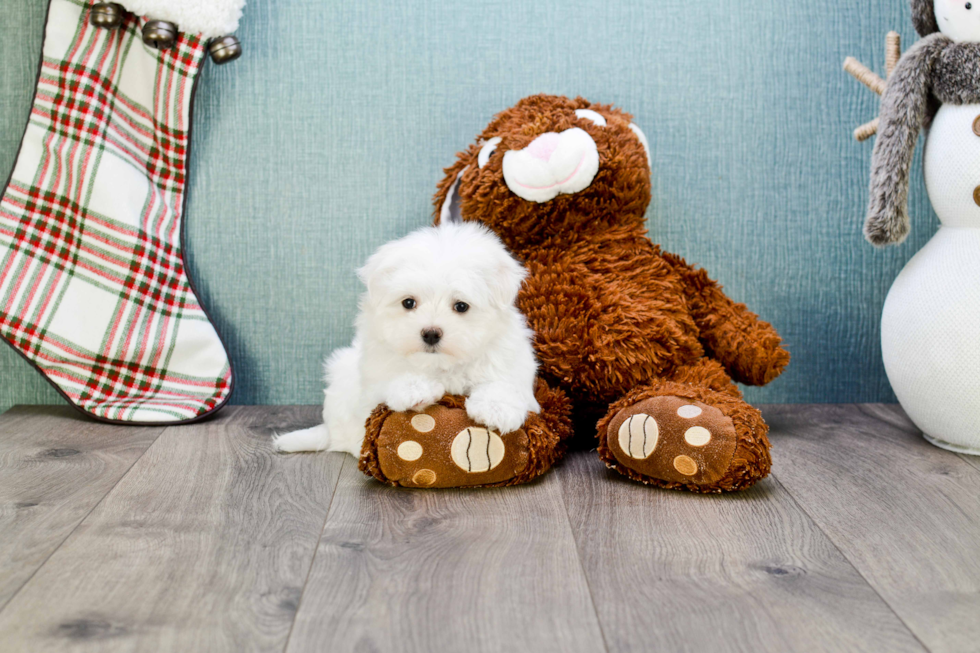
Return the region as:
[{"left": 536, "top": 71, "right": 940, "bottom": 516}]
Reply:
[{"left": 274, "top": 222, "right": 540, "bottom": 456}]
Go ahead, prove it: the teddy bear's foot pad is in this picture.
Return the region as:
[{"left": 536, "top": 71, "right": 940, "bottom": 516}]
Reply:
[
  {"left": 606, "top": 396, "right": 738, "bottom": 486},
  {"left": 375, "top": 405, "right": 531, "bottom": 488}
]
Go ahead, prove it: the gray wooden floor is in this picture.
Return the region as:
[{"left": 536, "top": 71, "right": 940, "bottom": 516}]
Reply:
[{"left": 0, "top": 404, "right": 978, "bottom": 653}]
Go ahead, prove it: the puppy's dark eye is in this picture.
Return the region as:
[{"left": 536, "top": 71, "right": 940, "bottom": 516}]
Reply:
[
  {"left": 453, "top": 301, "right": 469, "bottom": 313},
  {"left": 402, "top": 298, "right": 416, "bottom": 310},
  {"left": 968, "top": 2, "right": 973, "bottom": 8}
]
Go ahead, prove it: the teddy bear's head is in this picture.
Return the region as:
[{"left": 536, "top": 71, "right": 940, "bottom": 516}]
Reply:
[{"left": 433, "top": 94, "right": 652, "bottom": 249}]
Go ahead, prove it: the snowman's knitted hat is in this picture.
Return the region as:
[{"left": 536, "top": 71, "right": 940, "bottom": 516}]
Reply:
[{"left": 910, "top": 0, "right": 939, "bottom": 36}]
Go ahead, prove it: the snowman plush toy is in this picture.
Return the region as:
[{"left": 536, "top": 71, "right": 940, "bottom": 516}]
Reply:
[{"left": 865, "top": 0, "right": 980, "bottom": 454}]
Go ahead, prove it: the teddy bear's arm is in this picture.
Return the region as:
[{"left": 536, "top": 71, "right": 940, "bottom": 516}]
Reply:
[
  {"left": 517, "top": 247, "right": 705, "bottom": 401},
  {"left": 865, "top": 33, "right": 948, "bottom": 246},
  {"left": 662, "top": 253, "right": 789, "bottom": 387}
]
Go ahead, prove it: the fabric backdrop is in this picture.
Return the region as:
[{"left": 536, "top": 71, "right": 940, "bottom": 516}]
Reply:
[{"left": 0, "top": 0, "right": 937, "bottom": 412}]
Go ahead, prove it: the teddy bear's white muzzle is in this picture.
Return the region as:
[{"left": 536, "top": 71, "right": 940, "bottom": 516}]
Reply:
[{"left": 502, "top": 128, "right": 599, "bottom": 203}]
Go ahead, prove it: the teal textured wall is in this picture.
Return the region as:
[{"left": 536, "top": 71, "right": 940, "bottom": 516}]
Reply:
[{"left": 0, "top": 0, "right": 939, "bottom": 412}]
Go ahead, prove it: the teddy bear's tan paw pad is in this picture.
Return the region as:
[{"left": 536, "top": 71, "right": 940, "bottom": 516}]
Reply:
[
  {"left": 376, "top": 405, "right": 529, "bottom": 488},
  {"left": 608, "top": 396, "right": 737, "bottom": 485}
]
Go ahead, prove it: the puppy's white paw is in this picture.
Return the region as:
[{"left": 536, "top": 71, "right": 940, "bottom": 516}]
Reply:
[
  {"left": 385, "top": 376, "right": 446, "bottom": 413},
  {"left": 466, "top": 389, "right": 530, "bottom": 435},
  {"left": 273, "top": 425, "right": 330, "bottom": 453}
]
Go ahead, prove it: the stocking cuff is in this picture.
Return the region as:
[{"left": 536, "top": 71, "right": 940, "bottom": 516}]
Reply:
[{"left": 114, "top": 0, "right": 245, "bottom": 38}]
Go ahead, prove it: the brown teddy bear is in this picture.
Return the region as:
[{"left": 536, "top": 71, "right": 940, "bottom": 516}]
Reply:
[{"left": 361, "top": 94, "right": 789, "bottom": 493}]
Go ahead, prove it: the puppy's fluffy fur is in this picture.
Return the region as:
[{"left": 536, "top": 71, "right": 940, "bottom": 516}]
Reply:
[{"left": 273, "top": 222, "right": 540, "bottom": 456}]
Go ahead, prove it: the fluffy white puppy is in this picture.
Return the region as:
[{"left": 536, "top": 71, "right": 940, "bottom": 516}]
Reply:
[{"left": 273, "top": 222, "right": 540, "bottom": 456}]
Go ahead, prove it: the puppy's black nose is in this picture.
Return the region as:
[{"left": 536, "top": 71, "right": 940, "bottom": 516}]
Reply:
[{"left": 421, "top": 328, "right": 443, "bottom": 346}]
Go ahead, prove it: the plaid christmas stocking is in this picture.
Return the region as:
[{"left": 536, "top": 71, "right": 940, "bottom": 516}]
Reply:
[{"left": 0, "top": 0, "right": 244, "bottom": 424}]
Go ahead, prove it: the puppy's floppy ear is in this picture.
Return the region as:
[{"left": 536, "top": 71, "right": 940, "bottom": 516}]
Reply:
[
  {"left": 488, "top": 247, "right": 528, "bottom": 308},
  {"left": 357, "top": 244, "right": 397, "bottom": 300}
]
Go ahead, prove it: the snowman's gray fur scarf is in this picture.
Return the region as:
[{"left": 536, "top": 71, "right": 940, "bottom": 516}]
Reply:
[
  {"left": 867, "top": 34, "right": 980, "bottom": 245},
  {"left": 911, "top": 0, "right": 939, "bottom": 36}
]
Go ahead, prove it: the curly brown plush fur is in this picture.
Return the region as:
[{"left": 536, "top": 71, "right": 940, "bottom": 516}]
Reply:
[
  {"left": 360, "top": 378, "right": 572, "bottom": 488},
  {"left": 432, "top": 94, "right": 788, "bottom": 492}
]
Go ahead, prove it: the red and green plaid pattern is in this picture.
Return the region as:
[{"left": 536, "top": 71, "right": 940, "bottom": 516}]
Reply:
[{"left": 0, "top": 0, "right": 232, "bottom": 423}]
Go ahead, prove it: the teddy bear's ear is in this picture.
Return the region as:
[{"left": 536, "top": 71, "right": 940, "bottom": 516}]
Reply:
[
  {"left": 433, "top": 153, "right": 471, "bottom": 224},
  {"left": 438, "top": 166, "right": 468, "bottom": 225},
  {"left": 629, "top": 123, "right": 651, "bottom": 171}
]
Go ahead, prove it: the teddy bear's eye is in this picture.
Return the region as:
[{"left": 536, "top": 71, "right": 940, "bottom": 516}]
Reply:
[
  {"left": 478, "top": 137, "right": 502, "bottom": 168},
  {"left": 575, "top": 109, "right": 607, "bottom": 127}
]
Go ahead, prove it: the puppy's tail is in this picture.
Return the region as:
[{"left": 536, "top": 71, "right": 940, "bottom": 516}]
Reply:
[{"left": 273, "top": 424, "right": 330, "bottom": 453}]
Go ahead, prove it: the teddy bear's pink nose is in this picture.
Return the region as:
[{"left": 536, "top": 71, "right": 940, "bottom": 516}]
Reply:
[
  {"left": 502, "top": 127, "right": 599, "bottom": 203},
  {"left": 525, "top": 132, "right": 561, "bottom": 162}
]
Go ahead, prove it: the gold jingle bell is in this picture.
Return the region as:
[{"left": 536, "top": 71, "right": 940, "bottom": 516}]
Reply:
[
  {"left": 142, "top": 20, "right": 178, "bottom": 49},
  {"left": 209, "top": 36, "right": 243, "bottom": 65},
  {"left": 90, "top": 2, "right": 124, "bottom": 29}
]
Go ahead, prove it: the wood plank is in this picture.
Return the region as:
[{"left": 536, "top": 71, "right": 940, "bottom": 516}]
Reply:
[
  {"left": 0, "top": 405, "right": 342, "bottom": 652},
  {"left": 286, "top": 460, "right": 607, "bottom": 653},
  {"left": 558, "top": 450, "right": 924, "bottom": 653},
  {"left": 0, "top": 406, "right": 163, "bottom": 610},
  {"left": 955, "top": 453, "right": 980, "bottom": 475},
  {"left": 766, "top": 404, "right": 980, "bottom": 653}
]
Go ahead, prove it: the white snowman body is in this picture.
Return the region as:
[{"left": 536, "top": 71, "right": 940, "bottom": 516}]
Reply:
[
  {"left": 879, "top": 2, "right": 980, "bottom": 453},
  {"left": 881, "top": 105, "right": 980, "bottom": 453}
]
